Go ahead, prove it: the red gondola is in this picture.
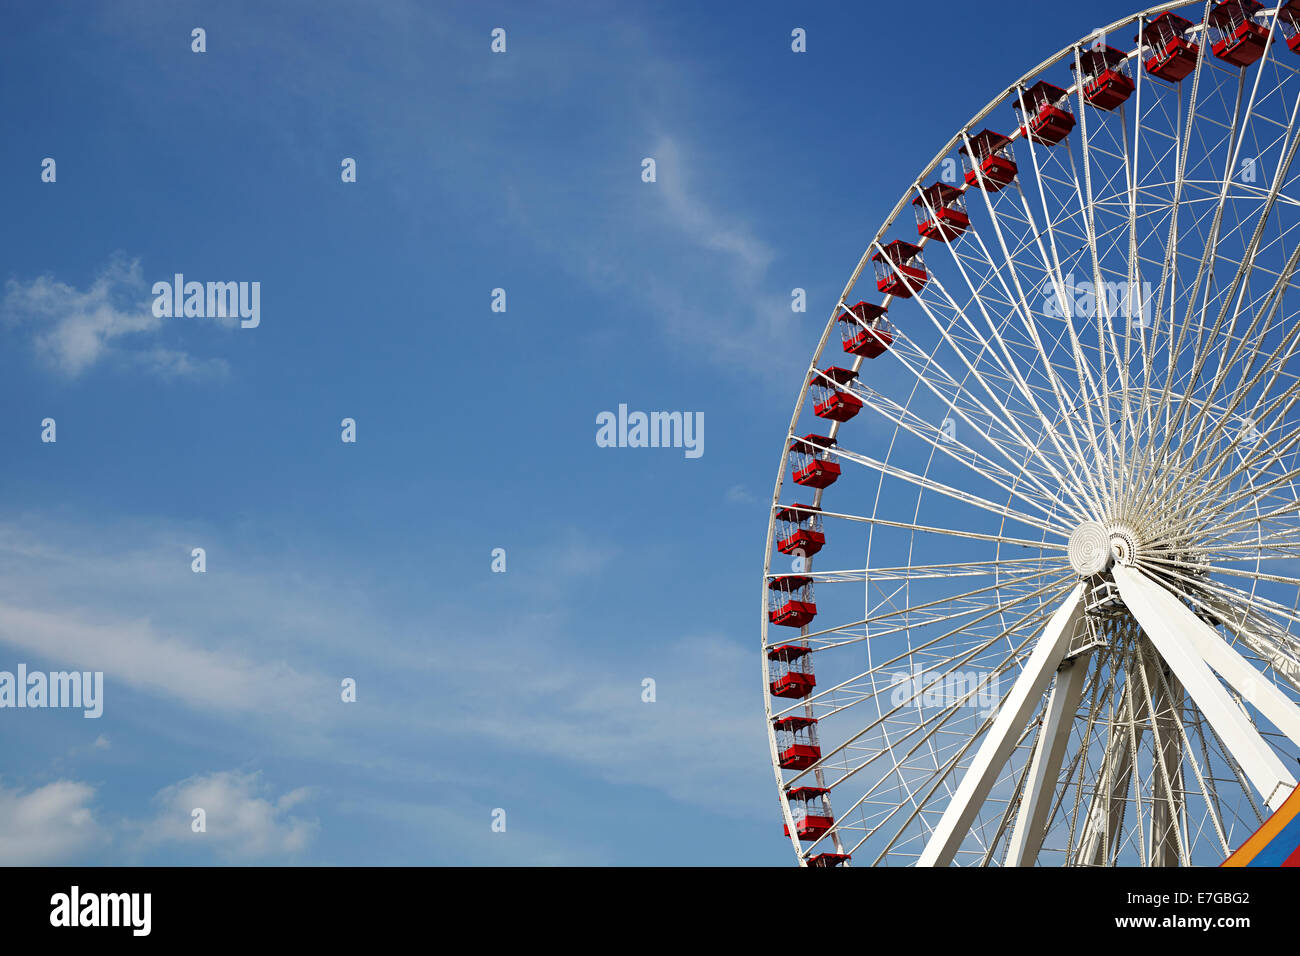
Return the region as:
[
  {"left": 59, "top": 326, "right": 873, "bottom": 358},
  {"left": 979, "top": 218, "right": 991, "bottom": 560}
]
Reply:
[
  {"left": 1137, "top": 13, "right": 1200, "bottom": 82},
  {"left": 768, "top": 642, "right": 815, "bottom": 696},
  {"left": 1282, "top": 0, "right": 1300, "bottom": 54},
  {"left": 873, "top": 240, "right": 928, "bottom": 298},
  {"left": 1015, "top": 81, "right": 1076, "bottom": 146},
  {"left": 811, "top": 366, "right": 863, "bottom": 422},
  {"left": 1209, "top": 1, "right": 1271, "bottom": 67},
  {"left": 807, "top": 852, "right": 851, "bottom": 867},
  {"left": 789, "top": 434, "right": 840, "bottom": 489},
  {"left": 838, "top": 302, "right": 893, "bottom": 358},
  {"left": 775, "top": 504, "right": 825, "bottom": 558},
  {"left": 913, "top": 182, "right": 970, "bottom": 242},
  {"left": 960, "top": 129, "right": 1018, "bottom": 192},
  {"left": 773, "top": 716, "right": 822, "bottom": 770},
  {"left": 783, "top": 786, "right": 834, "bottom": 840},
  {"left": 1070, "top": 45, "right": 1135, "bottom": 110},
  {"left": 768, "top": 578, "right": 817, "bottom": 630}
]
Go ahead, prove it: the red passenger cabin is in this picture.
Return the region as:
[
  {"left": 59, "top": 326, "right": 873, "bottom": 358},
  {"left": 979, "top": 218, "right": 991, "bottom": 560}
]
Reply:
[
  {"left": 784, "top": 787, "right": 834, "bottom": 841},
  {"left": 767, "top": 577, "right": 817, "bottom": 630},
  {"left": 1209, "top": 1, "right": 1270, "bottom": 67},
  {"left": 960, "top": 129, "right": 1018, "bottom": 192},
  {"left": 768, "top": 642, "right": 816, "bottom": 696},
  {"left": 775, "top": 504, "right": 825, "bottom": 558},
  {"left": 1282, "top": 0, "right": 1300, "bottom": 54},
  {"left": 873, "top": 240, "right": 928, "bottom": 298},
  {"left": 913, "top": 183, "right": 970, "bottom": 242},
  {"left": 838, "top": 302, "right": 893, "bottom": 358},
  {"left": 1071, "top": 45, "right": 1135, "bottom": 110},
  {"left": 1137, "top": 13, "right": 1200, "bottom": 82},
  {"left": 807, "top": 853, "right": 851, "bottom": 867},
  {"left": 789, "top": 434, "right": 840, "bottom": 489},
  {"left": 773, "top": 716, "right": 822, "bottom": 770},
  {"left": 1015, "top": 81, "right": 1076, "bottom": 146},
  {"left": 812, "top": 366, "right": 863, "bottom": 422}
]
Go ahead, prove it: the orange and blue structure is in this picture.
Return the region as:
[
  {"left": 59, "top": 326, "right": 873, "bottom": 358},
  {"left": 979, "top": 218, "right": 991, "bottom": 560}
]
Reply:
[{"left": 1222, "top": 785, "right": 1300, "bottom": 867}]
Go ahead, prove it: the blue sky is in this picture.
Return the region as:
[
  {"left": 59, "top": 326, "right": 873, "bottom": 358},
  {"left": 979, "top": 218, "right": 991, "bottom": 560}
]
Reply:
[{"left": 0, "top": 0, "right": 1157, "bottom": 865}]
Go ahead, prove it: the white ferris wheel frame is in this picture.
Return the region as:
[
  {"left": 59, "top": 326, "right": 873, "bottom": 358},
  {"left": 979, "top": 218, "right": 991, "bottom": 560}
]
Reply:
[{"left": 761, "top": 0, "right": 1300, "bottom": 866}]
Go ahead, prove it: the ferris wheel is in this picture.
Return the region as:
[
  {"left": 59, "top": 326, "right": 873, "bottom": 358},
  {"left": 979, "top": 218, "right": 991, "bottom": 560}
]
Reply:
[{"left": 762, "top": 0, "right": 1300, "bottom": 866}]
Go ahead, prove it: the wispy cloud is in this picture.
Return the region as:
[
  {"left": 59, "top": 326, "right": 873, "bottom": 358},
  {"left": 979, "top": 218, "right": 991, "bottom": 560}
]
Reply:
[
  {"left": 342, "top": 799, "right": 605, "bottom": 866},
  {"left": 0, "top": 514, "right": 767, "bottom": 820},
  {"left": 0, "top": 602, "right": 324, "bottom": 716},
  {"left": 651, "top": 136, "right": 776, "bottom": 281},
  {"left": 128, "top": 0, "right": 804, "bottom": 377},
  {"left": 725, "top": 484, "right": 759, "bottom": 504},
  {"left": 424, "top": 629, "right": 769, "bottom": 810},
  {"left": 505, "top": 130, "right": 799, "bottom": 374},
  {"left": 629, "top": 135, "right": 800, "bottom": 371},
  {"left": 2, "top": 255, "right": 227, "bottom": 380}
]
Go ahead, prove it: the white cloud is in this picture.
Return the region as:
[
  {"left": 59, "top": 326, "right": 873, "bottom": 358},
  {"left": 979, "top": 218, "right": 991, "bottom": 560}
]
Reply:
[
  {"left": 0, "top": 770, "right": 317, "bottom": 863},
  {"left": 2, "top": 255, "right": 222, "bottom": 379},
  {"left": 0, "top": 780, "right": 107, "bottom": 864},
  {"left": 140, "top": 770, "right": 317, "bottom": 860}
]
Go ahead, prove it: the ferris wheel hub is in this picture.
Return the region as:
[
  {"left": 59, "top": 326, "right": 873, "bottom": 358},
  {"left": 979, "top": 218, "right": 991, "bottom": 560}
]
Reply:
[
  {"left": 1068, "top": 522, "right": 1142, "bottom": 576},
  {"left": 1108, "top": 526, "right": 1138, "bottom": 567},
  {"left": 1068, "top": 521, "right": 1115, "bottom": 575}
]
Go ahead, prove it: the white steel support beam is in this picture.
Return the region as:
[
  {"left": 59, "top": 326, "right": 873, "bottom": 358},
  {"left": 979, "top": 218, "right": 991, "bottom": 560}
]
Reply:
[
  {"left": 919, "top": 583, "right": 1086, "bottom": 866},
  {"left": 1113, "top": 565, "right": 1297, "bottom": 812},
  {"left": 1006, "top": 652, "right": 1091, "bottom": 866},
  {"left": 1176, "top": 600, "right": 1300, "bottom": 750}
]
